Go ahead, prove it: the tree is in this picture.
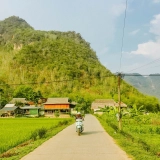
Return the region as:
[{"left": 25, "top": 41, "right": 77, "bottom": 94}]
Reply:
[
  {"left": 13, "top": 86, "right": 42, "bottom": 106},
  {"left": 74, "top": 96, "right": 91, "bottom": 113},
  {"left": 0, "top": 88, "right": 4, "bottom": 108}
]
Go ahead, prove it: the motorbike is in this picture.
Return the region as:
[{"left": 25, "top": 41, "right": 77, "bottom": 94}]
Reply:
[{"left": 76, "top": 118, "right": 84, "bottom": 136}]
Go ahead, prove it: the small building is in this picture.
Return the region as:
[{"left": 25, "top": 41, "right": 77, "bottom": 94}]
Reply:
[
  {"left": 0, "top": 104, "right": 17, "bottom": 116},
  {"left": 19, "top": 106, "right": 41, "bottom": 117},
  {"left": 43, "top": 98, "right": 72, "bottom": 116},
  {"left": 91, "top": 99, "right": 127, "bottom": 114}
]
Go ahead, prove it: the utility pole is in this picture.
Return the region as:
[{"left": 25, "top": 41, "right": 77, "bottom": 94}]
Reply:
[
  {"left": 117, "top": 73, "right": 123, "bottom": 131},
  {"left": 0, "top": 92, "right": 1, "bottom": 109}
]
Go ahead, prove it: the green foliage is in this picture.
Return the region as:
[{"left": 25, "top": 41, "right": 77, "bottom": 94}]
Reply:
[
  {"left": 74, "top": 96, "right": 91, "bottom": 113},
  {"left": 0, "top": 16, "right": 34, "bottom": 50},
  {"left": 0, "top": 16, "right": 159, "bottom": 112},
  {"left": 13, "top": 86, "right": 34, "bottom": 99},
  {"left": 54, "top": 110, "right": 60, "bottom": 117},
  {"left": 13, "top": 86, "right": 42, "bottom": 105},
  {"left": 37, "top": 127, "right": 47, "bottom": 139},
  {"left": 0, "top": 84, "right": 12, "bottom": 108},
  {"left": 128, "top": 104, "right": 145, "bottom": 117},
  {"left": 30, "top": 130, "right": 38, "bottom": 141},
  {"left": 97, "top": 113, "right": 160, "bottom": 160},
  {"left": 58, "top": 120, "right": 69, "bottom": 126}
]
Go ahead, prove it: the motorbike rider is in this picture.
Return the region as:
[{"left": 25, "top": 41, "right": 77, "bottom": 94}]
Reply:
[
  {"left": 75, "top": 112, "right": 84, "bottom": 133},
  {"left": 75, "top": 112, "right": 84, "bottom": 120}
]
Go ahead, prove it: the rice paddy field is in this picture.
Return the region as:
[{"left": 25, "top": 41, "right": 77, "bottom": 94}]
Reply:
[{"left": 0, "top": 118, "right": 72, "bottom": 154}]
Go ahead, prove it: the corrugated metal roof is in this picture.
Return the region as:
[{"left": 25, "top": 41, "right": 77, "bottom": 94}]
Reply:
[
  {"left": 4, "top": 104, "right": 15, "bottom": 107},
  {"left": 44, "top": 98, "right": 70, "bottom": 104},
  {"left": 0, "top": 106, "right": 17, "bottom": 111}
]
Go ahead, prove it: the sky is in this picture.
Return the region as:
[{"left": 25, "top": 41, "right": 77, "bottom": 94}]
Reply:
[{"left": 0, "top": 0, "right": 160, "bottom": 75}]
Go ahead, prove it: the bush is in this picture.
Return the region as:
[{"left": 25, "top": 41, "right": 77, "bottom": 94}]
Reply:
[
  {"left": 30, "top": 127, "right": 47, "bottom": 140},
  {"left": 54, "top": 110, "right": 60, "bottom": 117},
  {"left": 30, "top": 130, "right": 38, "bottom": 140},
  {"left": 38, "top": 127, "right": 47, "bottom": 138}
]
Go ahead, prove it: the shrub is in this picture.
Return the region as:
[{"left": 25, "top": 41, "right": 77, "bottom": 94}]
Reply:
[
  {"left": 63, "top": 120, "right": 68, "bottom": 125},
  {"left": 155, "top": 127, "right": 160, "bottom": 134},
  {"left": 30, "top": 127, "right": 47, "bottom": 140},
  {"left": 38, "top": 127, "right": 47, "bottom": 138},
  {"left": 30, "top": 130, "right": 38, "bottom": 140},
  {"left": 54, "top": 110, "right": 60, "bottom": 117}
]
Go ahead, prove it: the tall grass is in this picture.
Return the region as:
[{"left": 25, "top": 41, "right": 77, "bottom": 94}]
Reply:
[{"left": 96, "top": 113, "right": 160, "bottom": 160}]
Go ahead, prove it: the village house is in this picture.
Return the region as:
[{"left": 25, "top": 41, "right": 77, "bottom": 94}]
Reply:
[
  {"left": 43, "top": 98, "right": 75, "bottom": 117},
  {"left": 18, "top": 106, "right": 41, "bottom": 117},
  {"left": 0, "top": 104, "right": 17, "bottom": 117},
  {"left": 91, "top": 99, "right": 127, "bottom": 114},
  {"left": 0, "top": 98, "right": 44, "bottom": 117},
  {"left": 0, "top": 97, "right": 76, "bottom": 117},
  {"left": 0, "top": 98, "right": 27, "bottom": 117}
]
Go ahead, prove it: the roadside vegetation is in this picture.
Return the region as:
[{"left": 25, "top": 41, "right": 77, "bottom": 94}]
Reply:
[
  {"left": 0, "top": 118, "right": 74, "bottom": 160},
  {"left": 96, "top": 106, "right": 160, "bottom": 160}
]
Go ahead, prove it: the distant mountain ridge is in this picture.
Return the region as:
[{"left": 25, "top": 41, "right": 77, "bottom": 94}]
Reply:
[{"left": 124, "top": 73, "right": 160, "bottom": 100}]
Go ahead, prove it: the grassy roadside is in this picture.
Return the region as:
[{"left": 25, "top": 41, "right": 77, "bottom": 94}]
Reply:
[
  {"left": 0, "top": 118, "right": 74, "bottom": 160},
  {"left": 96, "top": 114, "right": 160, "bottom": 160}
]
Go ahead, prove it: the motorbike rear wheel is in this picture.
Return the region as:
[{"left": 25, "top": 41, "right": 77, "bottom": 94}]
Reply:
[{"left": 77, "top": 128, "right": 81, "bottom": 136}]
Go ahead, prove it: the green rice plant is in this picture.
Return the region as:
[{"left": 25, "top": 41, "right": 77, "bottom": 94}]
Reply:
[{"left": 0, "top": 118, "right": 72, "bottom": 154}]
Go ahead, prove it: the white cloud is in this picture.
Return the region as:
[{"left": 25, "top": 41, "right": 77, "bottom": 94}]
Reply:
[
  {"left": 131, "top": 41, "right": 160, "bottom": 58},
  {"left": 150, "top": 14, "right": 160, "bottom": 36},
  {"left": 129, "top": 29, "right": 140, "bottom": 35},
  {"left": 153, "top": 0, "right": 160, "bottom": 3},
  {"left": 130, "top": 14, "right": 160, "bottom": 59}
]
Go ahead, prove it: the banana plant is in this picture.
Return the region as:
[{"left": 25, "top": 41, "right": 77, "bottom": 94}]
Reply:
[{"left": 128, "top": 104, "right": 145, "bottom": 117}]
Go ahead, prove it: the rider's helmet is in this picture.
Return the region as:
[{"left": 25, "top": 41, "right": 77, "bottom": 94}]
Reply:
[{"left": 76, "top": 112, "right": 82, "bottom": 118}]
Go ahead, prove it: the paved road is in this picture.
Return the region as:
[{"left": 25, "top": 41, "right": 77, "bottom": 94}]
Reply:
[{"left": 21, "top": 114, "right": 132, "bottom": 160}]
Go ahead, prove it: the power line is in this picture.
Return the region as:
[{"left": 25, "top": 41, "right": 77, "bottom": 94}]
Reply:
[
  {"left": 131, "top": 62, "right": 160, "bottom": 71},
  {"left": 119, "top": 0, "right": 128, "bottom": 72},
  {"left": 0, "top": 75, "right": 115, "bottom": 86},
  {"left": 125, "top": 57, "right": 160, "bottom": 73},
  {"left": 0, "top": 73, "right": 160, "bottom": 87}
]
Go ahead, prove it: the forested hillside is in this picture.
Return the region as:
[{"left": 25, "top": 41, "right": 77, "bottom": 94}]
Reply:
[
  {"left": 0, "top": 16, "right": 159, "bottom": 112},
  {"left": 124, "top": 73, "right": 160, "bottom": 100}
]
